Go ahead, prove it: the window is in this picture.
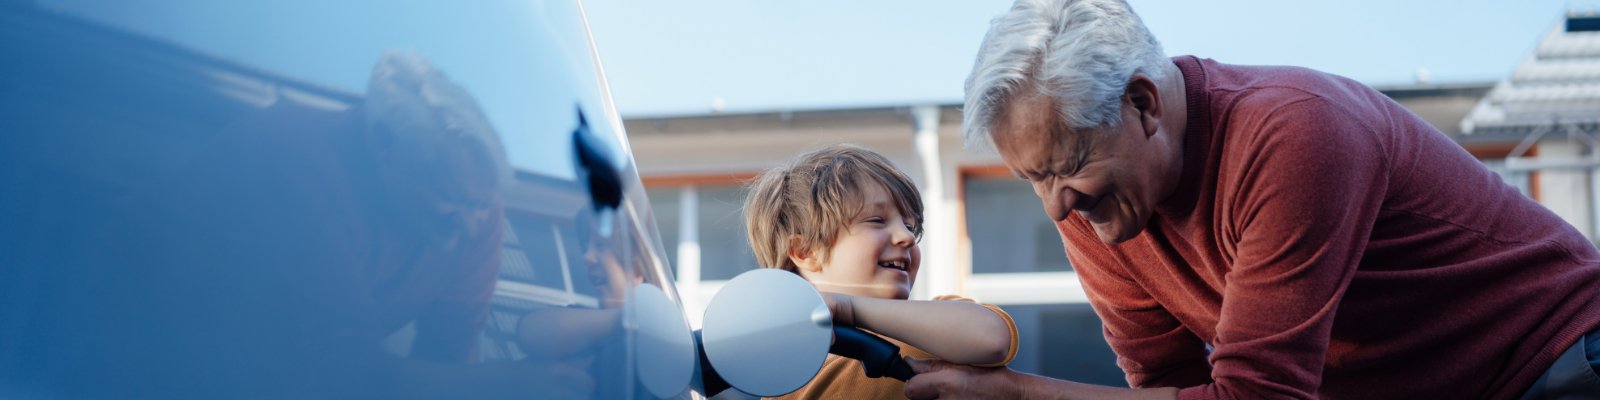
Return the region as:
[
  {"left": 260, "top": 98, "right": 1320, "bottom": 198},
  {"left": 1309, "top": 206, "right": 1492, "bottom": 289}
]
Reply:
[
  {"left": 964, "top": 177, "right": 1072, "bottom": 273},
  {"left": 646, "top": 183, "right": 757, "bottom": 282},
  {"left": 502, "top": 212, "right": 581, "bottom": 295},
  {"left": 696, "top": 185, "right": 757, "bottom": 280},
  {"left": 1000, "top": 303, "right": 1124, "bottom": 386},
  {"left": 646, "top": 187, "right": 681, "bottom": 269}
]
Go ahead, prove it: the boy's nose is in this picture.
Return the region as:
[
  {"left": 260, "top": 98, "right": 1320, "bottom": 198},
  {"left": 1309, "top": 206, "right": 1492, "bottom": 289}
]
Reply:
[{"left": 890, "top": 222, "right": 915, "bottom": 247}]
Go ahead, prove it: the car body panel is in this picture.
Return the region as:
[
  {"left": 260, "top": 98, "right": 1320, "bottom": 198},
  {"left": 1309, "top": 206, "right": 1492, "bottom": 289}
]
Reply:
[{"left": 0, "top": 1, "right": 697, "bottom": 398}]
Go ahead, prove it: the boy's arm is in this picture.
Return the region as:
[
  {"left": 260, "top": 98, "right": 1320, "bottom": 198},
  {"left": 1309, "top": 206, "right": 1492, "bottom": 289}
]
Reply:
[{"left": 823, "top": 293, "right": 1016, "bottom": 366}]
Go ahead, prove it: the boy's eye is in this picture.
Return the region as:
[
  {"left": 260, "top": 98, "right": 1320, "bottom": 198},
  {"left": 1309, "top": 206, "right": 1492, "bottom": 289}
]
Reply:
[{"left": 864, "top": 216, "right": 885, "bottom": 224}]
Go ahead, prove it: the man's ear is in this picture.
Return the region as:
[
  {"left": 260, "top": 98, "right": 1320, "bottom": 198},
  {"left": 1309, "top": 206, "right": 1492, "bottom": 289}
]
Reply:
[
  {"left": 1126, "top": 74, "right": 1162, "bottom": 139},
  {"left": 786, "top": 236, "right": 823, "bottom": 274}
]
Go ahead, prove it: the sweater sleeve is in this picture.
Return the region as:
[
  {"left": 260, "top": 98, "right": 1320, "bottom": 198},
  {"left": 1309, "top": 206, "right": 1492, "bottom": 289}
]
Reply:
[
  {"left": 1177, "top": 96, "right": 1388, "bottom": 400},
  {"left": 1058, "top": 219, "right": 1214, "bottom": 389}
]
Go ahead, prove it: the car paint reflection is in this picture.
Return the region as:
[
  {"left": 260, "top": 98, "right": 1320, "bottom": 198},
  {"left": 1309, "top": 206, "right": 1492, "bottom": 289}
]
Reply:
[{"left": 0, "top": 2, "right": 695, "bottom": 398}]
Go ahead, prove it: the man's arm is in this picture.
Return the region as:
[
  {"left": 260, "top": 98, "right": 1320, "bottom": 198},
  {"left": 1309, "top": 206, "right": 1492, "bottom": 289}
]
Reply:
[
  {"left": 824, "top": 293, "right": 1016, "bottom": 366},
  {"left": 1173, "top": 96, "right": 1387, "bottom": 399}
]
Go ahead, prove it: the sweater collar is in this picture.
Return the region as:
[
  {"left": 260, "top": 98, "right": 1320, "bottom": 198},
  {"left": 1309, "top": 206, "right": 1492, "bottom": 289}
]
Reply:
[{"left": 1156, "top": 55, "right": 1212, "bottom": 217}]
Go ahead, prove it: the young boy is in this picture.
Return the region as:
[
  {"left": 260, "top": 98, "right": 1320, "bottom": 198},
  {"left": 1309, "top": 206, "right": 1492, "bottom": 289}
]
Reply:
[{"left": 744, "top": 144, "right": 1018, "bottom": 399}]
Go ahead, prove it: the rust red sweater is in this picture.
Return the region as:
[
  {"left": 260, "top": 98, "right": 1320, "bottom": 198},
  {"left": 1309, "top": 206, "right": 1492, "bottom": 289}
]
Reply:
[{"left": 1057, "top": 56, "right": 1600, "bottom": 399}]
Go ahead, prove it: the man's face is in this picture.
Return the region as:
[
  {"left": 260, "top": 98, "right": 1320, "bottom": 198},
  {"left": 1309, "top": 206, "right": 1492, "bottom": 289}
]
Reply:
[
  {"left": 991, "top": 92, "right": 1175, "bottom": 244},
  {"left": 375, "top": 129, "right": 501, "bottom": 251}
]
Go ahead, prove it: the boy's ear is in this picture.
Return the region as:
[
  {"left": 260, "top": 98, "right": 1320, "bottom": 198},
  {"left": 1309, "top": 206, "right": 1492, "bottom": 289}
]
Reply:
[{"left": 786, "top": 236, "right": 823, "bottom": 273}]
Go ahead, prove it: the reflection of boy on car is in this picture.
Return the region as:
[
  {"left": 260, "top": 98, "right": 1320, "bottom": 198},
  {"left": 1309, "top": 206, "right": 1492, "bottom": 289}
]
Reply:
[{"left": 743, "top": 145, "right": 1020, "bottom": 399}]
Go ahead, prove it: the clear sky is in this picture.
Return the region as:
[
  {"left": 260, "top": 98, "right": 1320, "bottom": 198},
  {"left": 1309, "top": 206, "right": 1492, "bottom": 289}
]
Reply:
[{"left": 585, "top": 0, "right": 1600, "bottom": 118}]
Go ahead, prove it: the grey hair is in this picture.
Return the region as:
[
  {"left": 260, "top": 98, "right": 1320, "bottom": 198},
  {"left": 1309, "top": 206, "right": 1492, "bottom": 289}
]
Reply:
[{"left": 962, "top": 0, "right": 1167, "bottom": 149}]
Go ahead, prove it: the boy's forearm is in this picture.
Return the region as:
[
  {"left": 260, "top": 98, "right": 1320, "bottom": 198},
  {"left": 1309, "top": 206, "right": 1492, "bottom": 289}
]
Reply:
[{"left": 846, "top": 297, "right": 1013, "bottom": 365}]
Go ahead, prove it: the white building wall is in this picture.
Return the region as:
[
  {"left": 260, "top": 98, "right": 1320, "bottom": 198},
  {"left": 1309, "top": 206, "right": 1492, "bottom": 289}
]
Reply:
[
  {"left": 1536, "top": 139, "right": 1595, "bottom": 239},
  {"left": 909, "top": 105, "right": 964, "bottom": 300},
  {"left": 631, "top": 125, "right": 918, "bottom": 178}
]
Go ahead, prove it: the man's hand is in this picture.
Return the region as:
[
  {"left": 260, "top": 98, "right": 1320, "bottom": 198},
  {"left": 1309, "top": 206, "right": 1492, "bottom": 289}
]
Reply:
[
  {"left": 904, "top": 357, "right": 1024, "bottom": 399},
  {"left": 905, "top": 358, "right": 1182, "bottom": 400},
  {"left": 819, "top": 291, "right": 857, "bottom": 327}
]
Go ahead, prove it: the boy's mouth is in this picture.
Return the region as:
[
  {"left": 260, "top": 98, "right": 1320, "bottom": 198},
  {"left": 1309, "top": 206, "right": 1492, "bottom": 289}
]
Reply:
[{"left": 877, "top": 260, "right": 908, "bottom": 271}]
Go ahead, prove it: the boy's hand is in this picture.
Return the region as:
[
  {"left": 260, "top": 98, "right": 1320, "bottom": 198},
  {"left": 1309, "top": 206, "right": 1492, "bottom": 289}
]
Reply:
[{"left": 819, "top": 292, "right": 857, "bottom": 327}]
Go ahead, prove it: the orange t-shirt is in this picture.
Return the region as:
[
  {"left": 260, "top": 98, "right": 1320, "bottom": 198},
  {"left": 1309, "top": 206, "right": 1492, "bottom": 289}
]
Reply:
[{"left": 769, "top": 295, "right": 1018, "bottom": 400}]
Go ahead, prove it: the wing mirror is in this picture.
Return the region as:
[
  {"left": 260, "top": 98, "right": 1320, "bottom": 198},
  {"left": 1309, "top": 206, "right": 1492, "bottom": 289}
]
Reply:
[{"left": 572, "top": 107, "right": 623, "bottom": 239}]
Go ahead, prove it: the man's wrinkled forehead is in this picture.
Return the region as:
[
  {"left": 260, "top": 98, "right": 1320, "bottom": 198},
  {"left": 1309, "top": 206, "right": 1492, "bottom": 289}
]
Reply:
[
  {"left": 992, "top": 91, "right": 1074, "bottom": 167},
  {"left": 993, "top": 89, "right": 1058, "bottom": 141}
]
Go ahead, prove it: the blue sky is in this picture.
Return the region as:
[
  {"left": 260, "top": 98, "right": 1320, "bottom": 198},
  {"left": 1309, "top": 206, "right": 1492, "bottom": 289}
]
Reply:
[{"left": 585, "top": 0, "right": 1600, "bottom": 117}]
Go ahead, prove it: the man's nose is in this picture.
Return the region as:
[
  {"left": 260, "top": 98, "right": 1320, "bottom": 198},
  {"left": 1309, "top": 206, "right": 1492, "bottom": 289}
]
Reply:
[{"left": 1043, "top": 184, "right": 1077, "bottom": 222}]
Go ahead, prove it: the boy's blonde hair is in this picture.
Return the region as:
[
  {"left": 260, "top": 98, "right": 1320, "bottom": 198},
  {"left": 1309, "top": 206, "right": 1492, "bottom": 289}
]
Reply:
[{"left": 744, "top": 145, "right": 924, "bottom": 273}]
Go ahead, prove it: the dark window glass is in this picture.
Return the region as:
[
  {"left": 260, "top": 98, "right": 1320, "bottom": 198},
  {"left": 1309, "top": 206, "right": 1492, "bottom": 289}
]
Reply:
[
  {"left": 647, "top": 186, "right": 682, "bottom": 274},
  {"left": 504, "top": 213, "right": 570, "bottom": 291},
  {"left": 1002, "top": 304, "right": 1125, "bottom": 386},
  {"left": 965, "top": 177, "right": 1072, "bottom": 273},
  {"left": 698, "top": 185, "right": 757, "bottom": 280}
]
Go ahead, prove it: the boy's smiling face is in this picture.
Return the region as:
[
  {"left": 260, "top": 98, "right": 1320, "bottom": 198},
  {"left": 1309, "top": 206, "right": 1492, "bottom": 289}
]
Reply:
[{"left": 792, "top": 183, "right": 921, "bottom": 300}]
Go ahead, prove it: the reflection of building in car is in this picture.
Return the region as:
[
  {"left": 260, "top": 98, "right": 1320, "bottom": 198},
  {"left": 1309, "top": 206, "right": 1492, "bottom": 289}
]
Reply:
[
  {"left": 470, "top": 173, "right": 598, "bottom": 362},
  {"left": 477, "top": 167, "right": 682, "bottom": 399},
  {"left": 0, "top": 4, "right": 664, "bottom": 398}
]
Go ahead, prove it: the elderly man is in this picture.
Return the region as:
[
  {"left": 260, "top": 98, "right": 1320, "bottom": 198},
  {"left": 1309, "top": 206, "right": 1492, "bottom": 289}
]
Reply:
[{"left": 904, "top": 0, "right": 1600, "bottom": 399}]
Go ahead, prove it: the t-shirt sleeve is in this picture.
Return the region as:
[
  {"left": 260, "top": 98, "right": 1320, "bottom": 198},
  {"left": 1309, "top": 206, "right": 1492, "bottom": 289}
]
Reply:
[
  {"left": 1058, "top": 219, "right": 1214, "bottom": 388},
  {"left": 929, "top": 295, "right": 1020, "bottom": 367},
  {"left": 1177, "top": 97, "right": 1389, "bottom": 400}
]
